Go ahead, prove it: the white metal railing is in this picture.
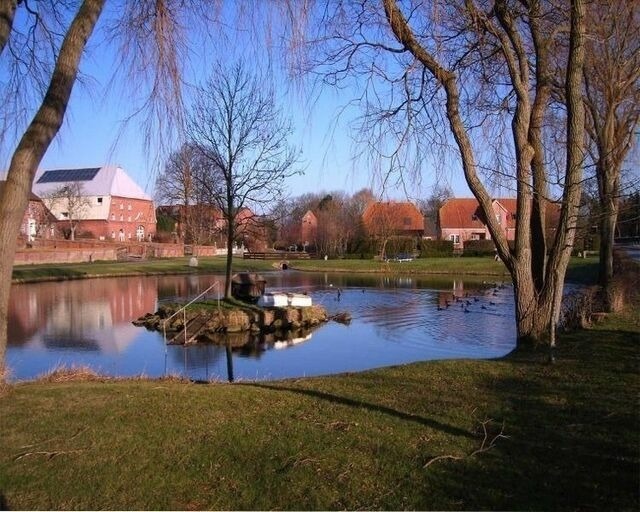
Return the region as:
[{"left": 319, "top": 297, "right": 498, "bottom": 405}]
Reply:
[{"left": 162, "top": 281, "right": 221, "bottom": 347}]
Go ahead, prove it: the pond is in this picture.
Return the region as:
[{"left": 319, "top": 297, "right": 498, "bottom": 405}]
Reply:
[{"left": 6, "top": 271, "right": 516, "bottom": 382}]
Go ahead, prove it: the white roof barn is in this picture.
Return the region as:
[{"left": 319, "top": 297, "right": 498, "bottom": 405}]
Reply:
[
  {"left": 31, "top": 165, "right": 156, "bottom": 241},
  {"left": 33, "top": 166, "right": 152, "bottom": 200}
]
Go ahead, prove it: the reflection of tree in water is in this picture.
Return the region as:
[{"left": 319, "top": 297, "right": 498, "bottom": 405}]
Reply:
[
  {"left": 157, "top": 276, "right": 224, "bottom": 304},
  {"left": 235, "top": 328, "right": 315, "bottom": 357},
  {"left": 169, "top": 327, "right": 318, "bottom": 381}
]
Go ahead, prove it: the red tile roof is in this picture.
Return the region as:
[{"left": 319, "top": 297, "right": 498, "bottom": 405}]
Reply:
[
  {"left": 362, "top": 201, "right": 424, "bottom": 234},
  {"left": 439, "top": 198, "right": 501, "bottom": 229},
  {"left": 440, "top": 197, "right": 560, "bottom": 230}
]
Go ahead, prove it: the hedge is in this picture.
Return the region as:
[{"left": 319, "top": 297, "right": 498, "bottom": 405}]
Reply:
[
  {"left": 419, "top": 239, "right": 454, "bottom": 257},
  {"left": 462, "top": 239, "right": 496, "bottom": 257},
  {"left": 386, "top": 236, "right": 418, "bottom": 257}
]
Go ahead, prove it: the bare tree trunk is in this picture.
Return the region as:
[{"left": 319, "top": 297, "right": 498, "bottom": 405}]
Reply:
[
  {"left": 512, "top": 275, "right": 553, "bottom": 344},
  {"left": 0, "top": 0, "right": 105, "bottom": 379},
  {"left": 0, "top": 0, "right": 17, "bottom": 55},
  {"left": 599, "top": 202, "right": 618, "bottom": 307},
  {"left": 224, "top": 198, "right": 235, "bottom": 299},
  {"left": 382, "top": 0, "right": 585, "bottom": 346}
]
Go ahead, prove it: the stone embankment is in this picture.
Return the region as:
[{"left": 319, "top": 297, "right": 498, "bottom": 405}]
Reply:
[{"left": 133, "top": 303, "right": 336, "bottom": 345}]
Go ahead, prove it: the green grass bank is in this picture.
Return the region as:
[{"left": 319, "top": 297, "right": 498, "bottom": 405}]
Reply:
[
  {"left": 0, "top": 306, "right": 637, "bottom": 510},
  {"left": 12, "top": 254, "right": 598, "bottom": 283}
]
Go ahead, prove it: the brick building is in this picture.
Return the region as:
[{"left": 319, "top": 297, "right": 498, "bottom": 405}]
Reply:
[
  {"left": 32, "top": 166, "right": 156, "bottom": 241},
  {"left": 0, "top": 181, "right": 57, "bottom": 241},
  {"left": 438, "top": 197, "right": 559, "bottom": 251}
]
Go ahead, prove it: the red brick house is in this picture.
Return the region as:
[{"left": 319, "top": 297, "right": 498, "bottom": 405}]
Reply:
[
  {"left": 362, "top": 201, "right": 425, "bottom": 237},
  {"left": 157, "top": 204, "right": 267, "bottom": 249},
  {"left": 0, "top": 181, "right": 58, "bottom": 241},
  {"left": 300, "top": 210, "right": 318, "bottom": 246},
  {"left": 32, "top": 166, "right": 156, "bottom": 241},
  {"left": 439, "top": 197, "right": 560, "bottom": 251}
]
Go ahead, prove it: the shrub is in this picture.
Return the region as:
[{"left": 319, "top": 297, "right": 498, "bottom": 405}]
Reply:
[
  {"left": 156, "top": 213, "right": 176, "bottom": 233},
  {"left": 419, "top": 239, "right": 453, "bottom": 257},
  {"left": 154, "top": 231, "right": 176, "bottom": 244},
  {"left": 349, "top": 237, "right": 378, "bottom": 256},
  {"left": 462, "top": 239, "right": 496, "bottom": 257},
  {"left": 386, "top": 236, "right": 417, "bottom": 257}
]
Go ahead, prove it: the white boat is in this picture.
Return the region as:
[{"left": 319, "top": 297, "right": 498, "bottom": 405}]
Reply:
[
  {"left": 257, "top": 292, "right": 289, "bottom": 307},
  {"left": 288, "top": 293, "right": 312, "bottom": 307},
  {"left": 257, "top": 292, "right": 313, "bottom": 308}
]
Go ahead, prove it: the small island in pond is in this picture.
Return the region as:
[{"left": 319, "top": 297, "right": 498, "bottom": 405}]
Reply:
[
  {"left": 133, "top": 273, "right": 351, "bottom": 346},
  {"left": 133, "top": 300, "right": 336, "bottom": 346}
]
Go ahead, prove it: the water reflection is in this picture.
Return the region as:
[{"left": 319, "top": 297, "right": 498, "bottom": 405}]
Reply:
[{"left": 7, "top": 271, "right": 516, "bottom": 381}]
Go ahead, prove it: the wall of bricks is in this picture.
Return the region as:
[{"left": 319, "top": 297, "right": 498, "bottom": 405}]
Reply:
[
  {"left": 14, "top": 242, "right": 231, "bottom": 265},
  {"left": 15, "top": 248, "right": 118, "bottom": 265}
]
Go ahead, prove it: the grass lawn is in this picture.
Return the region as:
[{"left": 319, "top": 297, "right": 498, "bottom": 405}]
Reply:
[
  {"left": 0, "top": 306, "right": 637, "bottom": 510},
  {"left": 12, "top": 253, "right": 599, "bottom": 284},
  {"left": 11, "top": 256, "right": 277, "bottom": 283}
]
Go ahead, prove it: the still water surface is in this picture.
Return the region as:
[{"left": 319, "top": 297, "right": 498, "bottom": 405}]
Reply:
[{"left": 7, "top": 271, "right": 516, "bottom": 381}]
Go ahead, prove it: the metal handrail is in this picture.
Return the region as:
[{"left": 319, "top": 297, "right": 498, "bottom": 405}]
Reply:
[{"left": 163, "top": 281, "right": 221, "bottom": 347}]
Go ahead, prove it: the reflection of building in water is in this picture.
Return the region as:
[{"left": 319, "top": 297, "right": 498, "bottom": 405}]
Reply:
[
  {"left": 8, "top": 276, "right": 158, "bottom": 353},
  {"left": 157, "top": 275, "right": 224, "bottom": 303}
]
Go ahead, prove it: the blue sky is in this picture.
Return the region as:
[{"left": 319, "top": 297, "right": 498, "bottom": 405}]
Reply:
[
  {"left": 39, "top": 69, "right": 468, "bottom": 203},
  {"left": 7, "top": 3, "right": 471, "bottom": 204}
]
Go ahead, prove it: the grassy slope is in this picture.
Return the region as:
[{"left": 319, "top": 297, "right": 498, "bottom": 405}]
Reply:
[
  {"left": 11, "top": 257, "right": 277, "bottom": 283},
  {"left": 0, "top": 308, "right": 637, "bottom": 510},
  {"left": 12, "top": 253, "right": 599, "bottom": 284}
]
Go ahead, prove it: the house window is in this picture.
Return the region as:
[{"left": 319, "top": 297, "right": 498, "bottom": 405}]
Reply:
[
  {"left": 120, "top": 214, "right": 124, "bottom": 221},
  {"left": 120, "top": 203, "right": 124, "bottom": 210},
  {"left": 97, "top": 197, "right": 103, "bottom": 204},
  {"left": 111, "top": 213, "right": 115, "bottom": 220},
  {"left": 128, "top": 216, "right": 131, "bottom": 222},
  {"left": 449, "top": 234, "right": 460, "bottom": 244},
  {"left": 61, "top": 212, "right": 69, "bottom": 219},
  {"left": 403, "top": 217, "right": 411, "bottom": 226},
  {"left": 128, "top": 204, "right": 132, "bottom": 211},
  {"left": 496, "top": 214, "right": 502, "bottom": 225}
]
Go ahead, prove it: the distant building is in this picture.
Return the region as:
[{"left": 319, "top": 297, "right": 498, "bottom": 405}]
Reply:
[
  {"left": 32, "top": 166, "right": 156, "bottom": 241},
  {"left": 438, "top": 198, "right": 560, "bottom": 251},
  {"left": 300, "top": 210, "right": 318, "bottom": 247},
  {"left": 157, "top": 204, "right": 267, "bottom": 249},
  {"left": 0, "top": 181, "right": 57, "bottom": 241},
  {"left": 362, "top": 201, "right": 425, "bottom": 238}
]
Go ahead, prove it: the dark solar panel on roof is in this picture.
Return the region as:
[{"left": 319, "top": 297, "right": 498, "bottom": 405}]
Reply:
[{"left": 36, "top": 167, "right": 100, "bottom": 184}]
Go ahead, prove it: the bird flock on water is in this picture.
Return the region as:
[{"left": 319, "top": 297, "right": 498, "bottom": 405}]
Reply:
[{"left": 436, "top": 282, "right": 510, "bottom": 313}]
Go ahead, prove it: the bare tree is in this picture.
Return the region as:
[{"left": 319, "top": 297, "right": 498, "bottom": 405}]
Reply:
[
  {"left": 43, "top": 182, "right": 91, "bottom": 241},
  {"left": 315, "top": 193, "right": 349, "bottom": 257},
  {"left": 284, "top": 0, "right": 587, "bottom": 345},
  {"left": 0, "top": 0, "right": 106, "bottom": 378},
  {"left": 187, "top": 61, "right": 299, "bottom": 298},
  {"left": 419, "top": 184, "right": 453, "bottom": 234},
  {"left": 156, "top": 144, "right": 225, "bottom": 245},
  {"left": 0, "top": 0, "right": 215, "bottom": 379},
  {"left": 582, "top": 0, "right": 640, "bottom": 308}
]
